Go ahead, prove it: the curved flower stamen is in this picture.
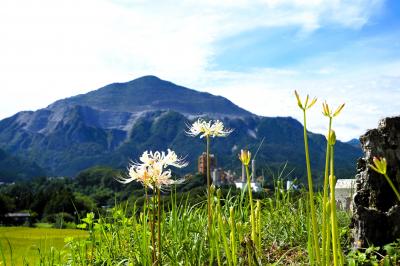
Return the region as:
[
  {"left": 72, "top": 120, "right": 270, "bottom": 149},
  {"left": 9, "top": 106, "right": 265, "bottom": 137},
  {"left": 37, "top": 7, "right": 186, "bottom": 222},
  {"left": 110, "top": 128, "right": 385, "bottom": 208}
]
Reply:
[
  {"left": 294, "top": 90, "right": 317, "bottom": 111},
  {"left": 186, "top": 118, "right": 233, "bottom": 139},
  {"left": 118, "top": 149, "right": 188, "bottom": 190},
  {"left": 322, "top": 101, "right": 345, "bottom": 118}
]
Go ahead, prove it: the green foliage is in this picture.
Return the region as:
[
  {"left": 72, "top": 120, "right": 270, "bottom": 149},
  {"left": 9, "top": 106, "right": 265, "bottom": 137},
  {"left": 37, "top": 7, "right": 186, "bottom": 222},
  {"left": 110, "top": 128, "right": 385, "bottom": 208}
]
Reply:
[
  {"left": 0, "top": 193, "right": 15, "bottom": 216},
  {"left": 0, "top": 148, "right": 45, "bottom": 183},
  {"left": 0, "top": 176, "right": 96, "bottom": 224},
  {"left": 58, "top": 190, "right": 312, "bottom": 265},
  {"left": 0, "top": 166, "right": 207, "bottom": 226},
  {"left": 347, "top": 240, "right": 400, "bottom": 266},
  {"left": 3, "top": 188, "right": 399, "bottom": 265}
]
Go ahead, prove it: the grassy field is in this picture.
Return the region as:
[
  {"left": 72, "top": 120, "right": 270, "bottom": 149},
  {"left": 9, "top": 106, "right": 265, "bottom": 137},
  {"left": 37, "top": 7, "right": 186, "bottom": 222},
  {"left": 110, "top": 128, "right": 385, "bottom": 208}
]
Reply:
[{"left": 0, "top": 227, "right": 88, "bottom": 265}]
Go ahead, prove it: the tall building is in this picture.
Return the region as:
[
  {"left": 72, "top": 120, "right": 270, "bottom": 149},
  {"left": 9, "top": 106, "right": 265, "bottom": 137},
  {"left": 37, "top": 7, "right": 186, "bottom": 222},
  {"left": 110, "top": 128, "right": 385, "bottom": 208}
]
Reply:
[{"left": 198, "top": 152, "right": 216, "bottom": 176}]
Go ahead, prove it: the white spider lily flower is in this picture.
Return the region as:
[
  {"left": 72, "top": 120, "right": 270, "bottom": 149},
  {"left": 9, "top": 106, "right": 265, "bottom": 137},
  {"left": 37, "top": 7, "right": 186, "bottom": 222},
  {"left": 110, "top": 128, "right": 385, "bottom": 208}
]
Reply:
[
  {"left": 117, "top": 163, "right": 152, "bottom": 187},
  {"left": 138, "top": 151, "right": 155, "bottom": 166},
  {"left": 138, "top": 149, "right": 187, "bottom": 168},
  {"left": 151, "top": 162, "right": 174, "bottom": 189},
  {"left": 186, "top": 118, "right": 233, "bottom": 138},
  {"left": 211, "top": 120, "right": 233, "bottom": 137},
  {"left": 118, "top": 149, "right": 187, "bottom": 190},
  {"left": 185, "top": 118, "right": 206, "bottom": 137},
  {"left": 163, "top": 149, "right": 188, "bottom": 168}
]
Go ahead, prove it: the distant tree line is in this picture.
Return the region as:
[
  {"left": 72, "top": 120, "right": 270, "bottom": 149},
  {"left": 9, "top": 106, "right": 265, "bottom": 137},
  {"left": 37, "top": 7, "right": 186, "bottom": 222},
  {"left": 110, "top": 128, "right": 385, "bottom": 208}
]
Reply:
[{"left": 0, "top": 166, "right": 209, "bottom": 227}]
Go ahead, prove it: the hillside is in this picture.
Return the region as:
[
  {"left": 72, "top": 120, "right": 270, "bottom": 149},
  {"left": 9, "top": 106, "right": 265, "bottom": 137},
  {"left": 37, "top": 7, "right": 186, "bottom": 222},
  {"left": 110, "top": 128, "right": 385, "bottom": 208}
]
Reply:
[
  {"left": 0, "top": 148, "right": 45, "bottom": 182},
  {"left": 0, "top": 76, "right": 361, "bottom": 183}
]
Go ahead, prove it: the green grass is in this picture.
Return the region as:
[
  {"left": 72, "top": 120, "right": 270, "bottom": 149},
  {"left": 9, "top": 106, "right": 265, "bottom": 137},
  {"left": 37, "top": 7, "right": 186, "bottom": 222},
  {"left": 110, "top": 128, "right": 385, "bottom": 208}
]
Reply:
[
  {"left": 33, "top": 223, "right": 53, "bottom": 229},
  {"left": 0, "top": 227, "right": 88, "bottom": 265},
  {"left": 0, "top": 190, "right": 389, "bottom": 265},
  {"left": 35, "top": 189, "right": 340, "bottom": 265}
]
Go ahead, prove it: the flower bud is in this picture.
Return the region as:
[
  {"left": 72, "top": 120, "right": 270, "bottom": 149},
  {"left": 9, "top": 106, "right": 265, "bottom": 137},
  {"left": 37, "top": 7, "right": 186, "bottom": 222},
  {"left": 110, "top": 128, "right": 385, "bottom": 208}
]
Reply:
[
  {"left": 295, "top": 90, "right": 317, "bottom": 110},
  {"left": 333, "top": 103, "right": 345, "bottom": 117},
  {"left": 322, "top": 101, "right": 345, "bottom": 118},
  {"left": 239, "top": 149, "right": 251, "bottom": 166},
  {"left": 370, "top": 156, "right": 387, "bottom": 175},
  {"left": 327, "top": 130, "right": 336, "bottom": 146},
  {"left": 294, "top": 90, "right": 303, "bottom": 109},
  {"left": 322, "top": 101, "right": 330, "bottom": 117}
]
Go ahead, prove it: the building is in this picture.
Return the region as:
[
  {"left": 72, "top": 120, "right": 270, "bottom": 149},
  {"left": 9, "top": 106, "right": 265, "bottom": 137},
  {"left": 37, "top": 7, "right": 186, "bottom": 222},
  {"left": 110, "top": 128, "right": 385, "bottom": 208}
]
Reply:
[
  {"left": 212, "top": 168, "right": 236, "bottom": 186},
  {"left": 234, "top": 181, "right": 262, "bottom": 192},
  {"left": 241, "top": 159, "right": 257, "bottom": 181},
  {"left": 335, "top": 179, "right": 356, "bottom": 212},
  {"left": 2, "top": 212, "right": 31, "bottom": 225},
  {"left": 198, "top": 152, "right": 216, "bottom": 176},
  {"left": 286, "top": 180, "right": 299, "bottom": 191},
  {"left": 212, "top": 168, "right": 221, "bottom": 186}
]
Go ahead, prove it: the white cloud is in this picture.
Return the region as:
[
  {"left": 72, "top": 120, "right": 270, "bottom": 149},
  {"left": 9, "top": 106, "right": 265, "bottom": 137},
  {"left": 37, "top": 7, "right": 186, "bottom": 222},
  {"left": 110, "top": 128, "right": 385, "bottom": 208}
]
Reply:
[{"left": 194, "top": 61, "right": 400, "bottom": 141}]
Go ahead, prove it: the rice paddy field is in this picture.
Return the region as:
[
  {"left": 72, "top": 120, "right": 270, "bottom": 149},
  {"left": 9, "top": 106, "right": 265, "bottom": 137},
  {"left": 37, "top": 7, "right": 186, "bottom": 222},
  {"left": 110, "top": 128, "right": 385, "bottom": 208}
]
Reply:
[{"left": 0, "top": 227, "right": 88, "bottom": 265}]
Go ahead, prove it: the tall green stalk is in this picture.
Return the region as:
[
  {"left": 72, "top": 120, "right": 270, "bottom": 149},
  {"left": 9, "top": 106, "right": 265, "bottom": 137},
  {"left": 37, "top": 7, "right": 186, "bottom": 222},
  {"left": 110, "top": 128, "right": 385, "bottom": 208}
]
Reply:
[
  {"left": 329, "top": 144, "right": 340, "bottom": 266},
  {"left": 255, "top": 200, "right": 262, "bottom": 257},
  {"left": 216, "top": 190, "right": 232, "bottom": 266},
  {"left": 325, "top": 201, "right": 332, "bottom": 266},
  {"left": 302, "top": 110, "right": 321, "bottom": 264},
  {"left": 151, "top": 187, "right": 156, "bottom": 264},
  {"left": 157, "top": 187, "right": 162, "bottom": 266},
  {"left": 245, "top": 164, "right": 256, "bottom": 244},
  {"left": 144, "top": 187, "right": 151, "bottom": 264},
  {"left": 206, "top": 135, "right": 212, "bottom": 233},
  {"left": 229, "top": 207, "right": 237, "bottom": 266},
  {"left": 322, "top": 118, "right": 332, "bottom": 265},
  {"left": 321, "top": 101, "right": 345, "bottom": 266}
]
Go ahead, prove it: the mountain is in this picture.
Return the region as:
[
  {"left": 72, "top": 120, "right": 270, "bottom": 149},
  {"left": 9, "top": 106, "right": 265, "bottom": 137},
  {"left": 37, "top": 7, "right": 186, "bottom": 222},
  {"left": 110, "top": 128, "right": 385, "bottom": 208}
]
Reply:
[
  {"left": 48, "top": 75, "right": 252, "bottom": 118},
  {"left": 0, "top": 76, "right": 362, "bottom": 183},
  {"left": 0, "top": 148, "right": 45, "bottom": 183},
  {"left": 346, "top": 138, "right": 361, "bottom": 148}
]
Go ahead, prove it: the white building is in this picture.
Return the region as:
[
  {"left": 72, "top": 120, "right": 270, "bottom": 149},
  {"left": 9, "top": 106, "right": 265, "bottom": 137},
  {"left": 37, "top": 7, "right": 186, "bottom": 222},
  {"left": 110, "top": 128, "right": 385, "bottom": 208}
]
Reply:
[
  {"left": 234, "top": 181, "right": 262, "bottom": 192},
  {"left": 335, "top": 179, "right": 356, "bottom": 211}
]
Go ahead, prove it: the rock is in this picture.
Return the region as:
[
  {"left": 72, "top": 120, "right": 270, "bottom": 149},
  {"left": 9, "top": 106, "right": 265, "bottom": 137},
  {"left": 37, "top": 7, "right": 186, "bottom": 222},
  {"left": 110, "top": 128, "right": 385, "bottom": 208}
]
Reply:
[{"left": 351, "top": 116, "right": 400, "bottom": 248}]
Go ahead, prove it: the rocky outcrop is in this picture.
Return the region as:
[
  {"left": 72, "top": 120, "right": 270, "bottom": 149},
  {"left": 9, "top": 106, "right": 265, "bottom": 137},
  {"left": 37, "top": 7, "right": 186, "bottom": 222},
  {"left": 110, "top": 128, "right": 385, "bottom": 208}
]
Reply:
[{"left": 352, "top": 116, "right": 400, "bottom": 248}]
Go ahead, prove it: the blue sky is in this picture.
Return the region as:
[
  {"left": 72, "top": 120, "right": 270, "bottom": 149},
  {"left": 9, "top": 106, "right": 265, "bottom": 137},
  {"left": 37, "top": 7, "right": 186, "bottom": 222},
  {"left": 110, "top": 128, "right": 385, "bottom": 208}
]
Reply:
[
  {"left": 0, "top": 0, "right": 399, "bottom": 140},
  {"left": 215, "top": 1, "right": 400, "bottom": 70}
]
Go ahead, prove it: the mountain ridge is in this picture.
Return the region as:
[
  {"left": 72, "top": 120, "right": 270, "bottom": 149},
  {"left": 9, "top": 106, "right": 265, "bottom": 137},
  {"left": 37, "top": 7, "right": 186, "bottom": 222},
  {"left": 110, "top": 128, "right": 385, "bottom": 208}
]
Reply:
[
  {"left": 47, "top": 75, "right": 254, "bottom": 119},
  {"left": 0, "top": 75, "right": 362, "bottom": 182}
]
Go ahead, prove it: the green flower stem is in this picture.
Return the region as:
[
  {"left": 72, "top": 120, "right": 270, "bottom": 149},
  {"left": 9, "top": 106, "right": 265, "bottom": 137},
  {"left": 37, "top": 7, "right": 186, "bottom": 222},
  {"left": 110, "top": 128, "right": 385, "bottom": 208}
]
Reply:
[
  {"left": 302, "top": 110, "right": 321, "bottom": 265},
  {"left": 213, "top": 204, "right": 221, "bottom": 266},
  {"left": 144, "top": 187, "right": 150, "bottom": 262},
  {"left": 322, "top": 118, "right": 332, "bottom": 266},
  {"left": 229, "top": 207, "right": 237, "bottom": 266},
  {"left": 325, "top": 202, "right": 331, "bottom": 266},
  {"left": 245, "top": 165, "right": 256, "bottom": 245},
  {"left": 151, "top": 187, "right": 156, "bottom": 264},
  {"left": 216, "top": 193, "right": 232, "bottom": 266},
  {"left": 206, "top": 136, "right": 212, "bottom": 233},
  {"left": 256, "top": 200, "right": 262, "bottom": 257},
  {"left": 329, "top": 145, "right": 341, "bottom": 266},
  {"left": 157, "top": 187, "right": 162, "bottom": 265},
  {"left": 383, "top": 173, "right": 400, "bottom": 201}
]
